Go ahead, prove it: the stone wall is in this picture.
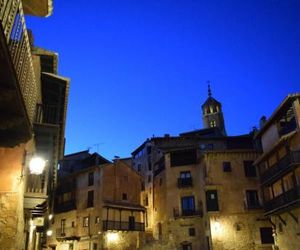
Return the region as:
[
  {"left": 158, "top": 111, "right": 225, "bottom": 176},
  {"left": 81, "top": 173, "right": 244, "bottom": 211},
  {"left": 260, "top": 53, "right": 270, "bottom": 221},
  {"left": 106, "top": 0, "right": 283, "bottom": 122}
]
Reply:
[{"left": 0, "top": 145, "right": 27, "bottom": 250}]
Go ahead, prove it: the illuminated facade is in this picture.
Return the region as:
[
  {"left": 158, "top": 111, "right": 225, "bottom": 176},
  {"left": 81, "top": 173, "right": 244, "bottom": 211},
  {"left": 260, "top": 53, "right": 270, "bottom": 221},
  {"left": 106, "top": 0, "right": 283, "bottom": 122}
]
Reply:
[
  {"left": 0, "top": 1, "right": 69, "bottom": 249},
  {"left": 254, "top": 94, "right": 300, "bottom": 250},
  {"left": 47, "top": 151, "right": 146, "bottom": 250},
  {"left": 132, "top": 90, "right": 273, "bottom": 250}
]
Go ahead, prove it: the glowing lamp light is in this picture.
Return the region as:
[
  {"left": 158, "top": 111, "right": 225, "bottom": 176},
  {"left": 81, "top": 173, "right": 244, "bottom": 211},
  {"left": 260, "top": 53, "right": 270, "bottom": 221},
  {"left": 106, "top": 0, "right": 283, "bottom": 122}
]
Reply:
[
  {"left": 46, "top": 230, "right": 53, "bottom": 236},
  {"left": 48, "top": 214, "right": 53, "bottom": 220},
  {"left": 214, "top": 220, "right": 221, "bottom": 231},
  {"left": 29, "top": 157, "right": 46, "bottom": 175},
  {"left": 107, "top": 232, "right": 119, "bottom": 243}
]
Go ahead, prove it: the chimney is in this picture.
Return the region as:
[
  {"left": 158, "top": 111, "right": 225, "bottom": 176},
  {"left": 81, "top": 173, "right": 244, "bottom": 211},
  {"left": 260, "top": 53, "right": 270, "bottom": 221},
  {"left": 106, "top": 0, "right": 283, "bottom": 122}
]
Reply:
[{"left": 259, "top": 116, "right": 267, "bottom": 129}]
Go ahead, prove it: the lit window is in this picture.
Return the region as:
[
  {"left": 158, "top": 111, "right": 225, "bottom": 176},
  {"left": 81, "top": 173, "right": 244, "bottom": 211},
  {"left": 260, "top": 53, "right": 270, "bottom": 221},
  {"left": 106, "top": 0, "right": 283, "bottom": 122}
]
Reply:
[
  {"left": 210, "top": 120, "right": 216, "bottom": 127},
  {"left": 95, "top": 217, "right": 100, "bottom": 224},
  {"left": 83, "top": 217, "right": 89, "bottom": 227}
]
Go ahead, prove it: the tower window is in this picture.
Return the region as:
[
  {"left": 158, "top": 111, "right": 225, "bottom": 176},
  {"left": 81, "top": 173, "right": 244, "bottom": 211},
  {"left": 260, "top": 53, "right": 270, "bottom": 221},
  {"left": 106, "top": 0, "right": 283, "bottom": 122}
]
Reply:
[{"left": 210, "top": 120, "right": 216, "bottom": 127}]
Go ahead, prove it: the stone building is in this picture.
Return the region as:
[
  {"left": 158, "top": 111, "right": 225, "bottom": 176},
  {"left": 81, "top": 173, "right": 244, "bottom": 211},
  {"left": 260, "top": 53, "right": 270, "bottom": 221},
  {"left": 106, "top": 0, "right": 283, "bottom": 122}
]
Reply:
[
  {"left": 0, "top": 1, "right": 70, "bottom": 249},
  {"left": 47, "top": 151, "right": 146, "bottom": 250},
  {"left": 254, "top": 93, "right": 300, "bottom": 250},
  {"left": 132, "top": 87, "right": 272, "bottom": 250}
]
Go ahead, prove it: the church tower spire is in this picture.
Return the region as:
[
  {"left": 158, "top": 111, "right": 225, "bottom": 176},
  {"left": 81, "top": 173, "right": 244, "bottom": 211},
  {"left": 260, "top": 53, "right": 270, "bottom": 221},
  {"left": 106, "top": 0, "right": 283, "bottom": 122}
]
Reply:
[{"left": 201, "top": 82, "right": 226, "bottom": 135}]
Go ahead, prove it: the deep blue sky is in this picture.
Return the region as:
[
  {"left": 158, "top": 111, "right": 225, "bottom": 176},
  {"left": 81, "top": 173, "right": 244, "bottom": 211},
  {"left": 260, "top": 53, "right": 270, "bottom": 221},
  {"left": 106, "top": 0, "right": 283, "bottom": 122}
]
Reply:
[{"left": 27, "top": 0, "right": 300, "bottom": 160}]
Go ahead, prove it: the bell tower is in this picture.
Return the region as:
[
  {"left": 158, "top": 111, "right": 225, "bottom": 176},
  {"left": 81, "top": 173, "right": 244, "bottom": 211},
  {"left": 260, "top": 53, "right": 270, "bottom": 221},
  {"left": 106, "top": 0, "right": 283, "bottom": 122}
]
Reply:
[{"left": 201, "top": 82, "right": 226, "bottom": 135}]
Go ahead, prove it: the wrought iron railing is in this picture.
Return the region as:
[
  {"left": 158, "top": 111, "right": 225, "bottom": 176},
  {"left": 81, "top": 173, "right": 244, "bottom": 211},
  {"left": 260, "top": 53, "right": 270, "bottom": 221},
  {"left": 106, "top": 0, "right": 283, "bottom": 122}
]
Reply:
[
  {"left": 260, "top": 151, "right": 300, "bottom": 184},
  {"left": 173, "top": 208, "right": 202, "bottom": 218},
  {"left": 0, "top": 0, "right": 38, "bottom": 124},
  {"left": 102, "top": 220, "right": 145, "bottom": 231},
  {"left": 177, "top": 177, "right": 193, "bottom": 188}
]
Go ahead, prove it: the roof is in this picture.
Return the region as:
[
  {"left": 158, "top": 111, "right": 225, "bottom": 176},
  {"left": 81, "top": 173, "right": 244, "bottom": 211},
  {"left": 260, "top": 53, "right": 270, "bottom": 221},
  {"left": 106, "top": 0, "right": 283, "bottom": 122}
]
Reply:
[
  {"left": 254, "top": 130, "right": 297, "bottom": 165},
  {"left": 180, "top": 127, "right": 224, "bottom": 137},
  {"left": 201, "top": 96, "right": 222, "bottom": 108},
  {"left": 255, "top": 93, "right": 300, "bottom": 139}
]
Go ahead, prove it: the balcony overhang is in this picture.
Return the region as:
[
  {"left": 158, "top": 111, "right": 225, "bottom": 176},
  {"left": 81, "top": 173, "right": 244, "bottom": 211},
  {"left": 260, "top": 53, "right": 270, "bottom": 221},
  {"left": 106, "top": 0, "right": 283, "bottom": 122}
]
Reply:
[
  {"left": 22, "top": 0, "right": 53, "bottom": 17},
  {"left": 0, "top": 26, "right": 32, "bottom": 146},
  {"left": 103, "top": 200, "right": 146, "bottom": 212},
  {"left": 24, "top": 192, "right": 47, "bottom": 210}
]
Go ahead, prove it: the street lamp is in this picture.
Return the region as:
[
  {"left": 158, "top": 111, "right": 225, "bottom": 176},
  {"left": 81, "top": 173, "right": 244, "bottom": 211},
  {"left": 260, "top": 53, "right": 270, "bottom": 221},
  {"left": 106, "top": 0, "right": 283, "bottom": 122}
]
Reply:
[{"left": 29, "top": 157, "right": 46, "bottom": 175}]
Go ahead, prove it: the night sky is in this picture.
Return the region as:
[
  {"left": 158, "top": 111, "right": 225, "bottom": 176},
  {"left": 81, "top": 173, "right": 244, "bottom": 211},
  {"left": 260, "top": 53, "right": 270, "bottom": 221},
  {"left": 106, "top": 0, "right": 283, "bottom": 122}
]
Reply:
[{"left": 27, "top": 0, "right": 300, "bottom": 160}]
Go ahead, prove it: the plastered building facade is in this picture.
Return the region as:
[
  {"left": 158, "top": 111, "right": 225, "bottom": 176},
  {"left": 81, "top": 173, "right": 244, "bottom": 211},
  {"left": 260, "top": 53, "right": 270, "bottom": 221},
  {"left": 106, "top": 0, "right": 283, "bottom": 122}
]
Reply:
[
  {"left": 254, "top": 94, "right": 300, "bottom": 250},
  {"left": 47, "top": 152, "right": 146, "bottom": 250},
  {"left": 0, "top": 1, "right": 69, "bottom": 249},
  {"left": 132, "top": 89, "right": 273, "bottom": 250}
]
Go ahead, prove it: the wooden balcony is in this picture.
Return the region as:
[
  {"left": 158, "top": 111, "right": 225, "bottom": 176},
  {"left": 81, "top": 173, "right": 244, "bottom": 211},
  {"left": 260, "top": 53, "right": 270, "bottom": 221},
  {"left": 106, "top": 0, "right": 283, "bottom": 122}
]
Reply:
[
  {"left": 102, "top": 220, "right": 145, "bottom": 231},
  {"left": 260, "top": 151, "right": 300, "bottom": 185},
  {"left": 265, "top": 186, "right": 300, "bottom": 215},
  {"left": 24, "top": 173, "right": 48, "bottom": 217},
  {"left": 0, "top": 0, "right": 37, "bottom": 146}
]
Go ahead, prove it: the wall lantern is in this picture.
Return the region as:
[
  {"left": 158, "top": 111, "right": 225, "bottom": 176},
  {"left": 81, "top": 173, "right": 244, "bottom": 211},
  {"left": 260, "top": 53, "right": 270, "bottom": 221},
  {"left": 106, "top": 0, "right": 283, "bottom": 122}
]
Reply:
[
  {"left": 213, "top": 219, "right": 221, "bottom": 232},
  {"left": 29, "top": 157, "right": 46, "bottom": 175},
  {"left": 106, "top": 232, "right": 119, "bottom": 243},
  {"left": 46, "top": 230, "right": 53, "bottom": 237}
]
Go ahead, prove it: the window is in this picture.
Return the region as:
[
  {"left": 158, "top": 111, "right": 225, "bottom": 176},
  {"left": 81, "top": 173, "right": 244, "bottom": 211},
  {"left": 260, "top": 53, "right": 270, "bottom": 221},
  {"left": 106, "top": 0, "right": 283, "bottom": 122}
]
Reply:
[
  {"left": 181, "top": 243, "right": 192, "bottom": 250},
  {"left": 95, "top": 217, "right": 100, "bottom": 224},
  {"left": 222, "top": 162, "right": 231, "bottom": 172},
  {"left": 129, "top": 216, "right": 135, "bottom": 230},
  {"left": 71, "top": 221, "right": 75, "bottom": 227},
  {"left": 260, "top": 227, "right": 274, "bottom": 244},
  {"left": 181, "top": 196, "right": 195, "bottom": 216},
  {"left": 87, "top": 190, "right": 94, "bottom": 207},
  {"left": 178, "top": 171, "right": 193, "bottom": 188},
  {"left": 137, "top": 164, "right": 141, "bottom": 172},
  {"left": 88, "top": 172, "right": 94, "bottom": 186},
  {"left": 244, "top": 161, "right": 256, "bottom": 177},
  {"left": 189, "top": 227, "right": 196, "bottom": 236},
  {"left": 180, "top": 171, "right": 191, "bottom": 179},
  {"left": 207, "top": 144, "right": 214, "bottom": 150},
  {"left": 210, "top": 120, "right": 216, "bottom": 127},
  {"left": 206, "top": 190, "right": 219, "bottom": 211},
  {"left": 144, "top": 195, "right": 149, "bottom": 206},
  {"left": 122, "top": 193, "right": 127, "bottom": 200},
  {"left": 246, "top": 190, "right": 260, "bottom": 209},
  {"left": 61, "top": 219, "right": 66, "bottom": 235},
  {"left": 83, "top": 217, "right": 89, "bottom": 227},
  {"left": 93, "top": 243, "right": 97, "bottom": 250}
]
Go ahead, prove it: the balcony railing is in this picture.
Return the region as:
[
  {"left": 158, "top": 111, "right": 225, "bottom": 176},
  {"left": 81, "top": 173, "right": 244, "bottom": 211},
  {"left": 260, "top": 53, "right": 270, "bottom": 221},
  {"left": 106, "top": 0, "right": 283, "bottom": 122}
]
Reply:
[
  {"left": 173, "top": 208, "right": 202, "bottom": 218},
  {"left": 102, "top": 220, "right": 145, "bottom": 231},
  {"left": 260, "top": 151, "right": 300, "bottom": 184},
  {"left": 56, "top": 227, "right": 76, "bottom": 238},
  {"left": 265, "top": 186, "right": 300, "bottom": 214},
  {"left": 0, "top": 0, "right": 38, "bottom": 123},
  {"left": 177, "top": 177, "right": 193, "bottom": 188}
]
